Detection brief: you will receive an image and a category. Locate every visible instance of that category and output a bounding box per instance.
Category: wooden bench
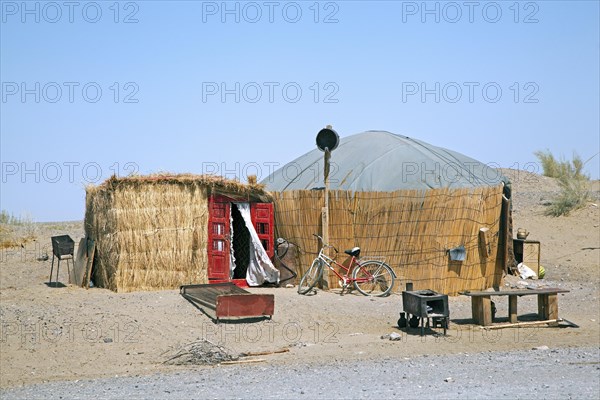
[460,288,570,326]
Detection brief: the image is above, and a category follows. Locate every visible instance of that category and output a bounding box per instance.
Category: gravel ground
[2,346,598,399]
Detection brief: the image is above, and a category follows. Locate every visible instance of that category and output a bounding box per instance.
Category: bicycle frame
[316,245,381,286]
[313,234,395,288]
[298,234,395,296]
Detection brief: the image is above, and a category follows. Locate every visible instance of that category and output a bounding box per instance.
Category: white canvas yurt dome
[263,130,509,192]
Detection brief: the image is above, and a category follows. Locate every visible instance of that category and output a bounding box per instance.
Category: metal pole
[315,124,338,290]
[320,148,331,290]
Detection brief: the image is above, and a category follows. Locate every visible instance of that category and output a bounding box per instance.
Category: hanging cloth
[234,203,280,286]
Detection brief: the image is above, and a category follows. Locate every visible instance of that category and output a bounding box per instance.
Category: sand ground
[1,170,598,388]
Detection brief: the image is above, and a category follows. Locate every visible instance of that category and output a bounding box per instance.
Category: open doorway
[231,203,251,279]
[207,195,277,286]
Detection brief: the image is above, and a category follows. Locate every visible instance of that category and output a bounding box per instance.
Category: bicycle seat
[344,247,361,257]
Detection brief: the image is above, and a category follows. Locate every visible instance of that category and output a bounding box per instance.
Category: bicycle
[298,234,395,297]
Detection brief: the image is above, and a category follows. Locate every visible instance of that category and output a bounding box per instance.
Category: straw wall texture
[85,182,210,292]
[272,185,505,295]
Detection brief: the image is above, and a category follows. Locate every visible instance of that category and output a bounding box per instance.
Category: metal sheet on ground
[180,283,274,321]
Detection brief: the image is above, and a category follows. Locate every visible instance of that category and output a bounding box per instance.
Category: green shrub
[535,151,591,216]
[534,150,586,179]
[546,176,591,216]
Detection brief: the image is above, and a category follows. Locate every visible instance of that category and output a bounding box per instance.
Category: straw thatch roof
[88,173,272,202]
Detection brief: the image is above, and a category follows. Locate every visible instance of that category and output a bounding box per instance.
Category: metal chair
[49,235,74,285]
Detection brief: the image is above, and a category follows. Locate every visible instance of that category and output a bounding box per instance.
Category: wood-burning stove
[400,289,449,336]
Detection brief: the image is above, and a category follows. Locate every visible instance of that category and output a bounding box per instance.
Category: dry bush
[534,150,586,179]
[535,151,591,216]
[0,210,38,248]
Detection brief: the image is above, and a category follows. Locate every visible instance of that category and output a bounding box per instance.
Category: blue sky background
[1,0,599,221]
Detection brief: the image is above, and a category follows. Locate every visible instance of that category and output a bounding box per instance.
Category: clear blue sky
[1,0,599,222]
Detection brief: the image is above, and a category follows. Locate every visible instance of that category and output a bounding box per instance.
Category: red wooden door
[208,196,231,280]
[251,203,274,259]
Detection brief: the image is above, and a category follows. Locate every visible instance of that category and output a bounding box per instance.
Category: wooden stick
[481,319,560,330]
[240,348,289,357]
[220,358,266,365]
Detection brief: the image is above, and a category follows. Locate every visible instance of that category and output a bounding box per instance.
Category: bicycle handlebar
[313,233,338,253]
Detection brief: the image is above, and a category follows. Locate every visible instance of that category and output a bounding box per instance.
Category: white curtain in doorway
[229,207,236,279]
[235,203,280,286]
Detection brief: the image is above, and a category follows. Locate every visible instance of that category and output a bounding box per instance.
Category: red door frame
[251,202,274,259]
[207,195,231,281]
[207,196,274,287]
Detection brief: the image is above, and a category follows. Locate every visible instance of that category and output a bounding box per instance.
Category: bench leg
[538,294,548,319]
[538,294,559,325]
[547,294,558,320]
[472,296,492,326]
[508,295,518,323]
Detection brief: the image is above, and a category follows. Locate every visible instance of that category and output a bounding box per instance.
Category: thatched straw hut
[85,174,276,292]
[263,131,513,295]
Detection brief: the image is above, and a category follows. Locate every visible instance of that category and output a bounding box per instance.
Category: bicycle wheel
[352,261,395,297]
[298,258,323,295]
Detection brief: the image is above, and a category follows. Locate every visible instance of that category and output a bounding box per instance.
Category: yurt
[263,131,512,295]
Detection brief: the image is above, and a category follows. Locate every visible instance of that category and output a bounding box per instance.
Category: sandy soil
[1,170,599,389]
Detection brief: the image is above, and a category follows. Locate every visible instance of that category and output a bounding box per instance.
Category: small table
[460,288,570,326]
